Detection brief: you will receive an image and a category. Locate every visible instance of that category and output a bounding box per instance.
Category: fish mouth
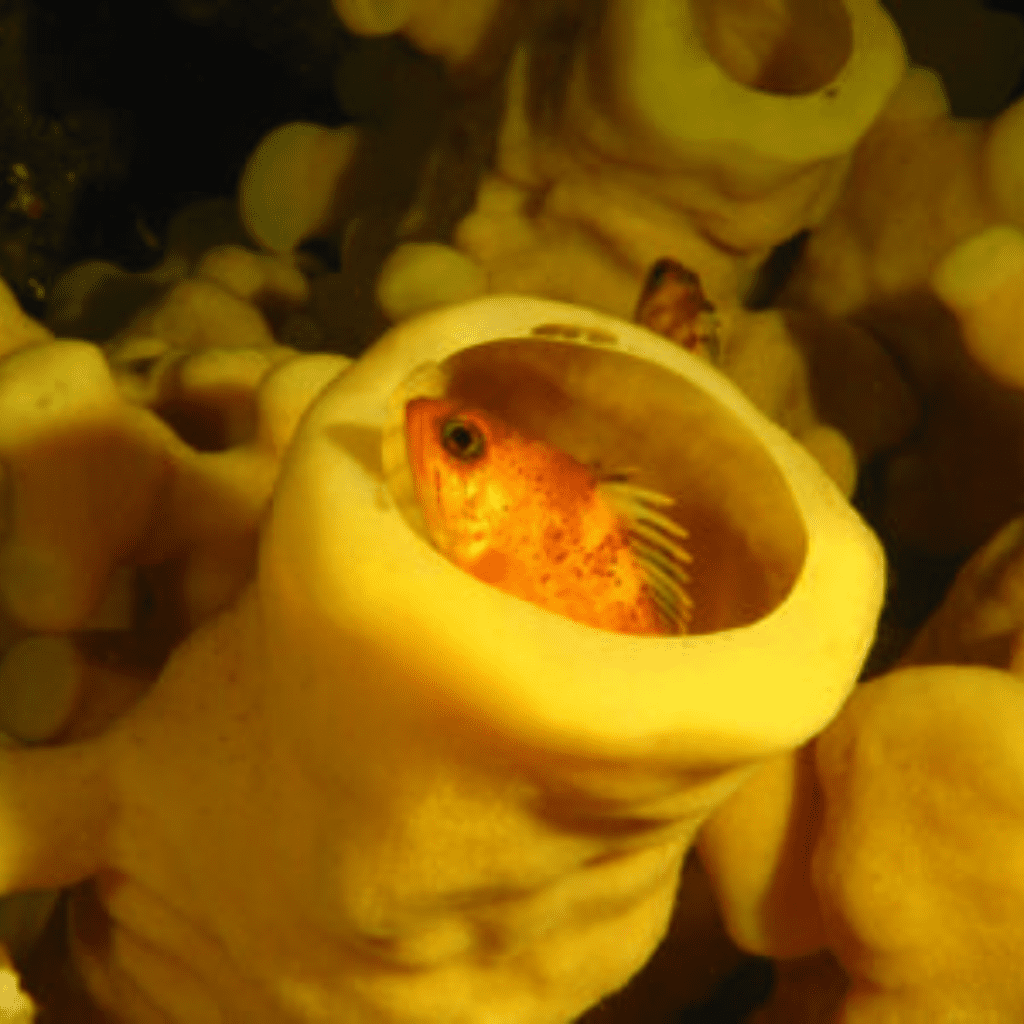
[381,362,450,540]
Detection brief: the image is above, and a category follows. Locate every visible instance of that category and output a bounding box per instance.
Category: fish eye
[647,259,673,288]
[441,417,486,461]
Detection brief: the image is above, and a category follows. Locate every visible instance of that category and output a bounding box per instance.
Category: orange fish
[635,258,719,362]
[401,395,692,635]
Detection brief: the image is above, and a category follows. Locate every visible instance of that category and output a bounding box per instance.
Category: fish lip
[381,363,452,541]
[404,400,432,497]
[404,399,454,551]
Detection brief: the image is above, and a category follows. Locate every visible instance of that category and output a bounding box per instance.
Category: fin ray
[597,478,693,632]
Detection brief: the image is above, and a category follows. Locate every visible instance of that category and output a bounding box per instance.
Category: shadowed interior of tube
[395,339,808,635]
[690,0,851,94]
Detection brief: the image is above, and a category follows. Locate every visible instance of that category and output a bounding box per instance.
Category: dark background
[1,0,1024,319]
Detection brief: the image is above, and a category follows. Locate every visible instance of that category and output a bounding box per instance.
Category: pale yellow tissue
[376,242,487,321]
[9,0,1020,1016]
[364,0,905,330]
[239,123,363,255]
[47,199,249,341]
[698,745,826,959]
[0,279,52,358]
[330,0,913,505]
[0,636,84,743]
[985,94,1024,225]
[798,425,857,498]
[330,0,508,66]
[0,953,35,1023]
[330,0,409,37]
[723,622,1024,1024]
[781,61,1024,553]
[582,0,902,168]
[0,341,173,630]
[0,296,883,1022]
[932,224,1024,389]
[812,666,1024,1023]
[0,255,342,636]
[195,244,311,306]
[901,514,1024,670]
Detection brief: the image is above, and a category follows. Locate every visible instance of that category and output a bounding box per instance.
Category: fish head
[635,258,719,361]
[404,397,511,559]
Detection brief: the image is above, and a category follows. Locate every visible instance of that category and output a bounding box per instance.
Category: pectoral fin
[599,479,693,633]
